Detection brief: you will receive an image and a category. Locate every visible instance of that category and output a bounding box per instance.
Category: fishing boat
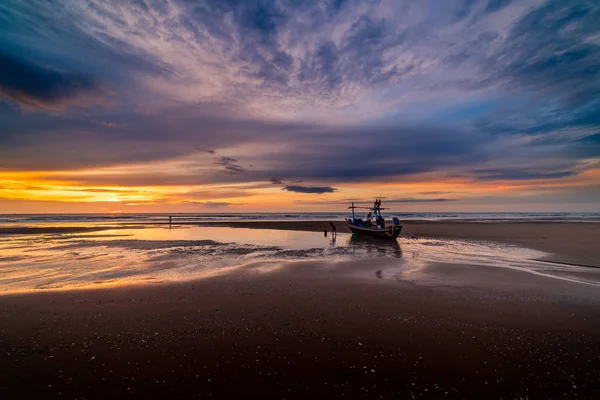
[346,199,402,240]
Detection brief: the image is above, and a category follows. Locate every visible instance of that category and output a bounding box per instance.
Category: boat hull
[347,224,401,240]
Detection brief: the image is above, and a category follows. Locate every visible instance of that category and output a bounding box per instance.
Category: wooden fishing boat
[347,223,402,239]
[346,199,402,240]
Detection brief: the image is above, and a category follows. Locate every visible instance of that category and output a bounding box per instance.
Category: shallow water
[380,238,600,286]
[0,225,598,294]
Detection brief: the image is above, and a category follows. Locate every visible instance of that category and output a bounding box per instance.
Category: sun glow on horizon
[2,162,600,213]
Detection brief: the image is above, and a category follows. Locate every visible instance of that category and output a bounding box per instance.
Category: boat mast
[373,199,382,219]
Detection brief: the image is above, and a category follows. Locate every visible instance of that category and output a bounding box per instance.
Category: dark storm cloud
[0,51,105,109]
[283,185,337,194]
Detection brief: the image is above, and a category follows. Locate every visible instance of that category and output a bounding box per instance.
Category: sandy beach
[1,220,600,398]
[4,0,600,397]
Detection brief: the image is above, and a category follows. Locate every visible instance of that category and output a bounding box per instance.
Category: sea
[1,212,599,225]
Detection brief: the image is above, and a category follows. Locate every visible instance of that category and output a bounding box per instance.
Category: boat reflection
[347,234,402,258]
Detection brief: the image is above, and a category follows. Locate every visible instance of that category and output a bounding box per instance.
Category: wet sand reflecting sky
[1,225,598,294]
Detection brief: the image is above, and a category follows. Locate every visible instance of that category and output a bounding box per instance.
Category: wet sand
[2,258,600,399]
[0,226,128,235]
[404,222,600,267]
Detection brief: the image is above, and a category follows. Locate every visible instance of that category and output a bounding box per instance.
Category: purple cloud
[283,185,337,194]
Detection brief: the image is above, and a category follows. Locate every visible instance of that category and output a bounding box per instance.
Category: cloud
[181,201,232,208]
[294,197,459,205]
[473,168,578,181]
[0,51,107,109]
[213,155,246,174]
[4,0,598,121]
[1,0,599,210]
[197,148,216,155]
[283,185,337,194]
[484,0,512,13]
[386,198,460,203]
[91,120,119,129]
[0,112,589,189]
[496,0,600,104]
[201,201,231,208]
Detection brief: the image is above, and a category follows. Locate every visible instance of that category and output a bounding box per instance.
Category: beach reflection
[97,225,343,250]
[1,225,598,294]
[347,235,402,258]
[0,226,358,294]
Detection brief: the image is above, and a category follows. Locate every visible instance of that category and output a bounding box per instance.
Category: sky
[1,0,599,213]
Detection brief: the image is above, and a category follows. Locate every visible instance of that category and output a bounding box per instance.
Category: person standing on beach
[169,215,172,224]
